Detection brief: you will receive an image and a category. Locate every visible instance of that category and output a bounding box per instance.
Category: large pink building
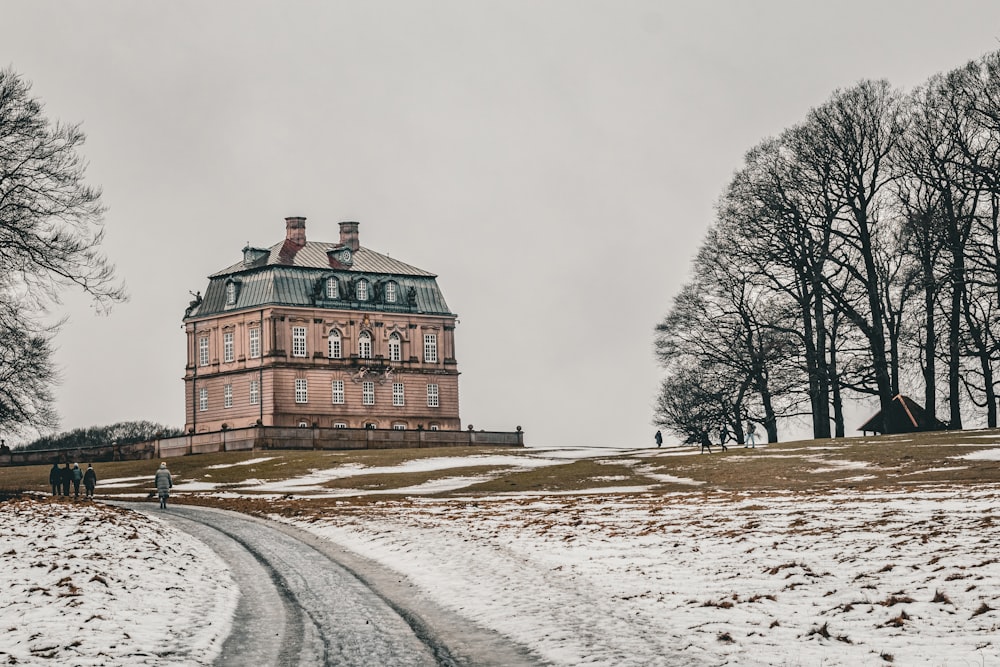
[183,217,460,433]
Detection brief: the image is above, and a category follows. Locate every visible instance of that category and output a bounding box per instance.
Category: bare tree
[0,68,126,437]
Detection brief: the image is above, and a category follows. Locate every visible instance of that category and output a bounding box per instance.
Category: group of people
[654,421,759,452]
[47,460,173,507]
[48,462,97,499]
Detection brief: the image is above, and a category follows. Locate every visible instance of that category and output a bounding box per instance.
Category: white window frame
[292,326,307,358]
[328,330,342,359]
[392,423,406,430]
[249,379,259,405]
[392,382,405,406]
[385,282,396,303]
[333,422,348,429]
[363,380,375,406]
[223,331,234,363]
[358,331,372,359]
[199,387,208,411]
[331,380,345,405]
[388,333,401,362]
[424,333,438,363]
[198,336,209,367]
[326,276,338,300]
[223,383,233,408]
[226,281,236,305]
[426,383,439,408]
[356,279,369,301]
[429,423,439,431]
[295,378,308,404]
[248,327,261,359]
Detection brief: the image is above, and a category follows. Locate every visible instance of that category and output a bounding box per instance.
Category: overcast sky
[4,1,1000,447]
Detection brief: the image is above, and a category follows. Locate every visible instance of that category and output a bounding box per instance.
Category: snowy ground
[5,444,1000,666]
[0,497,238,666]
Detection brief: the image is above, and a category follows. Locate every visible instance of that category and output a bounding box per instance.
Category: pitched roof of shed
[210,241,435,278]
[857,395,947,434]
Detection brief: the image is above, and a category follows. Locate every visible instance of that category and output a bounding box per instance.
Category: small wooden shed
[858,395,948,436]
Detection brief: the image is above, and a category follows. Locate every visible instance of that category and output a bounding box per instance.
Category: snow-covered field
[0,498,237,666]
[5,443,1000,666]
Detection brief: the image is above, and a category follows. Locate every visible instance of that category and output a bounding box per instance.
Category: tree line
[17,421,183,452]
[655,50,1000,445]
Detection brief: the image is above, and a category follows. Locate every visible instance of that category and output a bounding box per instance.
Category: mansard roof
[186,242,453,320]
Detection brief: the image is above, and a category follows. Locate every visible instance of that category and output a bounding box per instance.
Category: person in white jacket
[154,462,173,509]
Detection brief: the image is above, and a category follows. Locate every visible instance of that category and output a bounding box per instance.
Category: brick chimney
[285,216,306,245]
[339,221,360,252]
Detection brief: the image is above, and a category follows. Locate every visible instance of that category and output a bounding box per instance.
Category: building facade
[183,217,460,433]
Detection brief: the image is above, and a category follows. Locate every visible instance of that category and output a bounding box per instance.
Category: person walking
[60,463,72,496]
[155,462,173,509]
[745,422,757,448]
[49,462,61,496]
[718,426,729,452]
[83,464,97,499]
[71,463,83,498]
[654,430,663,448]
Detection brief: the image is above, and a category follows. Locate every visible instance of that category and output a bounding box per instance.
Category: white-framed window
[424,333,438,363]
[388,333,401,362]
[392,423,406,430]
[224,384,233,408]
[223,331,234,363]
[198,337,209,366]
[199,387,208,411]
[332,380,345,404]
[365,422,378,429]
[363,381,375,405]
[328,330,342,359]
[358,331,372,359]
[392,382,405,406]
[333,422,348,429]
[356,279,369,301]
[292,326,307,357]
[298,420,309,428]
[249,379,259,405]
[326,276,339,299]
[295,378,308,403]
[385,282,397,303]
[249,327,261,358]
[426,383,439,407]
[429,423,439,431]
[226,281,237,306]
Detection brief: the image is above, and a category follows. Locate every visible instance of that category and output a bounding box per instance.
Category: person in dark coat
[49,462,61,495]
[654,430,663,448]
[155,462,173,509]
[83,464,97,499]
[60,463,72,496]
[71,463,83,498]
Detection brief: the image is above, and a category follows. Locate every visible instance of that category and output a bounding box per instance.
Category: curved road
[123,503,540,667]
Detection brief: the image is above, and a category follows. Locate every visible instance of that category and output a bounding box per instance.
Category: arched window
[328,330,342,359]
[388,333,401,362]
[326,277,339,300]
[358,330,372,359]
[385,281,397,303]
[356,279,369,301]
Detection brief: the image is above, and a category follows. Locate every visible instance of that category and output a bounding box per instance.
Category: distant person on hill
[745,422,757,449]
[71,463,83,498]
[700,431,713,454]
[49,462,61,495]
[60,462,72,496]
[654,430,663,448]
[155,462,173,509]
[83,464,97,499]
[718,426,729,452]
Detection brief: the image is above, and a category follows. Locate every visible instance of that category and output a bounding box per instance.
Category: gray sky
[4,1,1000,447]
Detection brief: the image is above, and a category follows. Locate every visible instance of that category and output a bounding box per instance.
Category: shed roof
[857,395,947,434]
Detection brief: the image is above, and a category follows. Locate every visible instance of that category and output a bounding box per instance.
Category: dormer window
[326,276,339,300]
[385,281,397,303]
[224,279,241,307]
[356,279,369,301]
